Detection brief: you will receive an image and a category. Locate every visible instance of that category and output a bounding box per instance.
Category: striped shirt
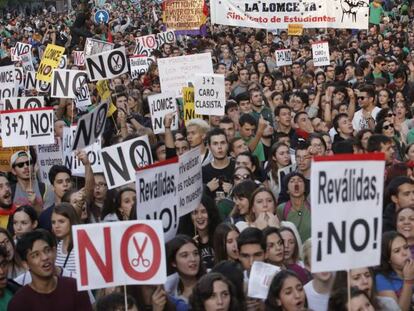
[55,240,76,273]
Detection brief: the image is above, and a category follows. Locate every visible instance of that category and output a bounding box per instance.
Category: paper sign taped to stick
[177,147,203,216]
[312,42,330,67]
[0,107,54,147]
[100,135,153,189]
[72,103,108,150]
[73,220,167,290]
[0,65,16,102]
[36,138,64,184]
[183,87,202,126]
[2,97,44,111]
[158,53,213,96]
[194,74,226,116]
[136,158,180,242]
[311,153,385,273]
[85,46,128,81]
[36,44,65,83]
[149,92,178,135]
[275,49,293,67]
[51,70,89,99]
[248,262,281,299]
[129,56,155,79]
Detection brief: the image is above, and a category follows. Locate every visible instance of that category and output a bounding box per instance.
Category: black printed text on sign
[310,153,385,273]
[100,135,153,189]
[73,220,167,290]
[0,107,54,147]
[194,74,226,116]
[24,71,51,94]
[129,56,154,79]
[275,49,293,67]
[51,69,88,99]
[312,41,330,67]
[136,158,180,242]
[72,102,108,150]
[85,46,128,81]
[3,96,44,111]
[0,65,15,102]
[149,92,178,135]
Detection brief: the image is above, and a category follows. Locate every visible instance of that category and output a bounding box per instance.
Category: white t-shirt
[352,107,381,132]
[304,280,330,311]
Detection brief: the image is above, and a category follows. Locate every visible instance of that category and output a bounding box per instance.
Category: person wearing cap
[10,151,54,215]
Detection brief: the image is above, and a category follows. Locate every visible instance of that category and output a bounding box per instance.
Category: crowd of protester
[1,0,414,310]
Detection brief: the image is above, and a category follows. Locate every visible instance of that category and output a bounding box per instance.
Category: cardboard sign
[3,97,44,111]
[100,136,153,189]
[287,24,304,36]
[136,158,180,242]
[163,0,208,32]
[84,38,114,56]
[311,153,385,273]
[312,41,330,67]
[36,138,64,184]
[0,65,15,102]
[51,70,89,99]
[248,262,281,299]
[129,56,155,79]
[63,126,103,176]
[36,44,65,83]
[210,0,369,30]
[177,147,203,216]
[73,51,85,67]
[24,71,51,94]
[183,87,202,126]
[72,103,108,150]
[73,220,167,290]
[275,49,293,67]
[149,92,178,135]
[194,74,226,116]
[0,107,54,147]
[85,46,128,81]
[158,53,213,96]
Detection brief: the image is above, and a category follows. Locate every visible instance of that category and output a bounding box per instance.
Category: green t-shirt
[0,288,13,310]
[277,201,311,242]
[240,135,265,162]
[369,2,384,25]
[250,106,274,127]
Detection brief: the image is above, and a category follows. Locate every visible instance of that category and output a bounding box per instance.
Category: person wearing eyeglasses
[10,151,54,215]
[352,85,381,132]
[366,56,390,84]
[375,118,405,162]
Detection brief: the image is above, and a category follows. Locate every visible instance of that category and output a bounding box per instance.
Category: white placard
[311,153,385,273]
[20,52,35,72]
[0,65,15,102]
[24,71,51,94]
[0,107,54,147]
[275,49,292,67]
[36,138,64,184]
[136,158,180,242]
[85,46,128,81]
[312,41,330,67]
[248,262,281,299]
[73,220,167,290]
[3,96,44,111]
[194,74,226,116]
[12,42,31,60]
[129,56,155,79]
[148,92,178,135]
[158,53,214,96]
[100,136,153,189]
[51,70,89,99]
[84,38,114,56]
[133,31,176,56]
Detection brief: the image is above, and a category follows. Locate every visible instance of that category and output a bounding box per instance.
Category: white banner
[194,74,226,116]
[0,107,54,147]
[149,92,178,135]
[129,56,155,79]
[158,53,213,96]
[0,65,15,103]
[136,158,180,242]
[51,70,89,99]
[36,138,64,184]
[100,136,153,189]
[2,96,44,111]
[73,220,167,290]
[85,47,128,81]
[84,38,114,56]
[177,147,203,216]
[275,49,293,67]
[312,41,330,67]
[210,0,369,30]
[311,153,385,273]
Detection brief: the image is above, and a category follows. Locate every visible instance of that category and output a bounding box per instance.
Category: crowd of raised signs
[2,0,414,310]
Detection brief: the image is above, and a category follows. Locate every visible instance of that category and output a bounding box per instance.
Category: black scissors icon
[131,236,150,268]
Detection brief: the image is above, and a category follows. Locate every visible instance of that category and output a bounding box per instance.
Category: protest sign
[177,147,203,216]
[63,126,103,176]
[73,51,85,67]
[158,53,213,96]
[275,49,293,67]
[183,87,201,125]
[74,78,92,108]
[0,107,54,147]
[10,48,19,62]
[11,42,31,60]
[0,142,22,172]
[36,44,65,83]
[100,135,153,189]
[248,262,281,299]
[136,158,180,242]
[3,97,44,111]
[312,41,330,67]
[0,65,15,102]
[73,220,166,290]
[36,139,64,184]
[135,31,176,54]
[14,68,24,92]
[85,46,128,81]
[51,70,89,99]
[287,24,304,36]
[210,0,369,29]
[84,38,114,56]
[58,55,67,69]
[72,103,108,150]
[129,56,155,79]
[311,153,385,273]
[162,0,207,33]
[20,52,35,72]
[24,71,51,94]
[277,164,296,188]
[194,74,226,116]
[148,92,178,135]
